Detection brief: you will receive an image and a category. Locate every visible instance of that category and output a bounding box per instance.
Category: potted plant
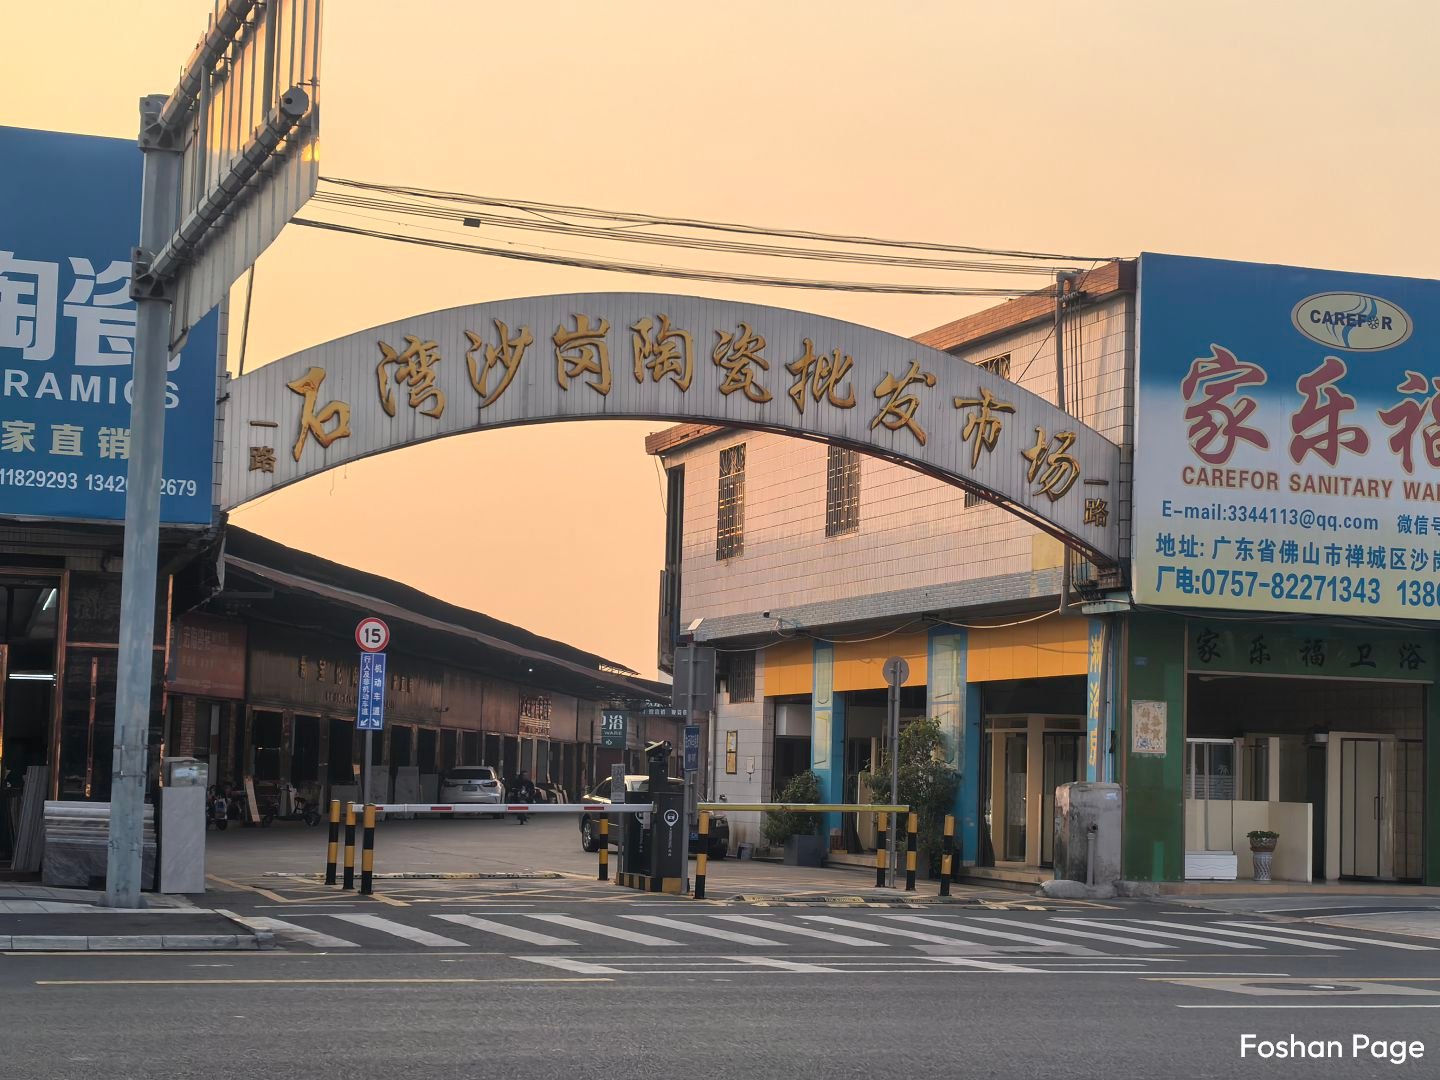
[763,771,825,867]
[1247,830,1279,882]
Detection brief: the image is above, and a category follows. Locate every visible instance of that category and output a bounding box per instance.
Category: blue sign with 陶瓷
[1135,253,1440,621]
[0,126,219,525]
[357,651,387,731]
[683,724,700,773]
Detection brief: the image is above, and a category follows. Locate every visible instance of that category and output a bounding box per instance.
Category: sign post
[104,0,322,908]
[882,656,910,888]
[355,617,390,808]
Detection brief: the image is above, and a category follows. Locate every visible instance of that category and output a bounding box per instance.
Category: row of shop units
[701,612,1440,886]
[0,525,668,863]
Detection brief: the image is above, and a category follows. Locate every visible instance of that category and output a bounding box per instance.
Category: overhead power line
[318,175,1116,265]
[289,216,1029,297]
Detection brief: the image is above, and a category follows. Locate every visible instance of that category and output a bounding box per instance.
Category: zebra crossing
[223,907,1436,959]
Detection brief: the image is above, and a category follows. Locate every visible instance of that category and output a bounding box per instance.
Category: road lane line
[1129,919,1347,950]
[712,916,885,947]
[329,914,467,947]
[217,912,357,948]
[1056,919,1261,950]
[1219,921,1437,951]
[34,977,609,986]
[970,918,1174,950]
[516,957,626,975]
[621,915,785,946]
[925,957,1044,973]
[525,914,681,946]
[731,957,842,973]
[433,914,576,946]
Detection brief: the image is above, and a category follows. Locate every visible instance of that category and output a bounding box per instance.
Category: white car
[438,766,505,815]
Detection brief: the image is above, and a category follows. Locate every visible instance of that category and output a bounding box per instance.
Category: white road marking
[925,956,1044,973]
[329,914,467,948]
[1130,919,1347,951]
[1056,919,1261,950]
[886,916,1094,953]
[621,915,785,946]
[516,956,623,975]
[731,957,842,973]
[1220,921,1437,951]
[970,918,1174,950]
[799,915,1006,951]
[526,914,681,946]
[433,914,576,947]
[713,915,885,947]
[220,913,357,949]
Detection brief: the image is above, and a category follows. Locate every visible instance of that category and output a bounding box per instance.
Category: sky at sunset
[6,1,1438,678]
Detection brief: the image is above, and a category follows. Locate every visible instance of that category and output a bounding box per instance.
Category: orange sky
[6,1,1438,678]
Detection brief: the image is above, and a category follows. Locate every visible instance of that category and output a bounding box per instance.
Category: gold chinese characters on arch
[226,295,1121,561]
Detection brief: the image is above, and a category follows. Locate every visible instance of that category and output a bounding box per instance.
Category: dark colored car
[578,775,729,859]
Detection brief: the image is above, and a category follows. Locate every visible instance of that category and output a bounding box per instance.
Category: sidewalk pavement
[1171,891,1440,941]
[0,881,270,951]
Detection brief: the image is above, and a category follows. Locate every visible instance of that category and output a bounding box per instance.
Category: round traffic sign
[356,616,390,653]
[883,655,910,686]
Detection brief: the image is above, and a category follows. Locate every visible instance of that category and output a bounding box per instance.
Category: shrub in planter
[862,716,959,873]
[762,770,822,847]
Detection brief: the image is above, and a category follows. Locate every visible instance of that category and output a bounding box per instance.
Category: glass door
[1341,738,1382,879]
[1041,733,1082,866]
[1001,732,1028,862]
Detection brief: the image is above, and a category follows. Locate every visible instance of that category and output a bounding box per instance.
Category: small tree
[762,770,822,847]
[862,716,958,871]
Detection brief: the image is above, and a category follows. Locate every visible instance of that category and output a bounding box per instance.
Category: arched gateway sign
[221,294,1122,561]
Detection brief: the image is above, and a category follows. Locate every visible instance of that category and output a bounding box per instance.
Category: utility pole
[102,0,322,909]
[882,656,908,889]
[104,96,182,908]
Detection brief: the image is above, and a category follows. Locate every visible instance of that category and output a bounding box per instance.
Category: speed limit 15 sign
[356,616,390,653]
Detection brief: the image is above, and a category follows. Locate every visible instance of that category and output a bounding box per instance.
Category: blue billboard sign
[0,126,219,525]
[357,651,387,731]
[1135,253,1440,620]
[683,724,700,773]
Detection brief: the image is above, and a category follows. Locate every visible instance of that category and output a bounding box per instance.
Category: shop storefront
[1126,254,1440,886]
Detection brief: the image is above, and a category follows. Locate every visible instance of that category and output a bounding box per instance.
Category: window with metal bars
[825,445,861,536]
[716,443,746,560]
[965,353,1012,508]
[727,650,756,703]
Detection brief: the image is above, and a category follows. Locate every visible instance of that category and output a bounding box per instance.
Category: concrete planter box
[783,834,825,867]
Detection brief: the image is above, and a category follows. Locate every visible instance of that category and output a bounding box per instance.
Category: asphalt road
[5,901,1439,1080]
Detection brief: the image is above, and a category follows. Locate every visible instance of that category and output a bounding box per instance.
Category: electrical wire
[309,190,1075,277]
[320,175,1118,264]
[290,217,1033,297]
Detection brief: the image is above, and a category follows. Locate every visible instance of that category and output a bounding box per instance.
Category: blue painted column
[927,624,968,820]
[1086,620,1105,782]
[810,641,845,843]
[961,683,983,864]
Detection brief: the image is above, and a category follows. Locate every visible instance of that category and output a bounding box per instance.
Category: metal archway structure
[220,293,1121,562]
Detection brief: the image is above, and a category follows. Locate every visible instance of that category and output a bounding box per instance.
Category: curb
[3,933,266,952]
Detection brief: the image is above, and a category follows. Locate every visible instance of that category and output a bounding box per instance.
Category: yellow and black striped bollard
[324,799,341,885]
[694,811,710,899]
[359,804,376,896]
[940,814,955,897]
[875,812,888,888]
[342,802,357,890]
[598,817,610,882]
[905,812,918,892]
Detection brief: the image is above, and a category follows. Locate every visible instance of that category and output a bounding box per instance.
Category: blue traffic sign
[683,724,701,773]
[357,651,387,731]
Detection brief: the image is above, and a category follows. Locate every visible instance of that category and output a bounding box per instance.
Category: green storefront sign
[1187,623,1434,682]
